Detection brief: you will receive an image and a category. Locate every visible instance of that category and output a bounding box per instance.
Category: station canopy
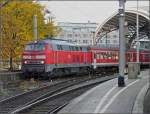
[95,6,149,48]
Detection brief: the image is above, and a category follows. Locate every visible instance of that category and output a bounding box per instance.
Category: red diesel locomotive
[22,39,92,77]
[21,39,150,78]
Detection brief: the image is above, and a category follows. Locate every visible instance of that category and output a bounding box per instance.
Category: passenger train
[21,38,150,78]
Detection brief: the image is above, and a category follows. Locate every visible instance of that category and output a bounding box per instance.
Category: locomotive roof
[27,39,89,48]
[27,39,74,46]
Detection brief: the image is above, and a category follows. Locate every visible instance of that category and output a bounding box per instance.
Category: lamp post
[106,32,108,46]
[118,0,126,87]
[136,0,141,76]
[149,0,150,89]
[136,0,140,63]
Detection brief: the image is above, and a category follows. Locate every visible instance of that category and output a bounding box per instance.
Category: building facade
[56,22,98,45]
[56,22,120,46]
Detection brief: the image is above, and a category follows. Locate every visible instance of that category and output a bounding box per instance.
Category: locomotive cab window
[25,43,45,51]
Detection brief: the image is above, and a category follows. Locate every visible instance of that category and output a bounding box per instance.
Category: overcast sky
[39,1,149,23]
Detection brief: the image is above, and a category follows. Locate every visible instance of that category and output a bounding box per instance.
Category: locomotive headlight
[23,55,31,59]
[24,61,27,64]
[40,60,44,64]
[36,55,46,59]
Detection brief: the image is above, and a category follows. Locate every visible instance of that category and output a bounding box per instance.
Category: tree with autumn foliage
[0,1,59,70]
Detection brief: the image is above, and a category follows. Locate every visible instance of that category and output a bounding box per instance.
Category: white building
[97,30,119,45]
[56,22,98,45]
[56,22,120,46]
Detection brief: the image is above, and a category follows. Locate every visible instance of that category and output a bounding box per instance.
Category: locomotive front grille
[28,61,43,64]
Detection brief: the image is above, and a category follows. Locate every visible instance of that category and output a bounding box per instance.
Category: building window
[83,40,88,43]
[68,39,72,42]
[113,34,117,38]
[67,34,72,38]
[106,40,110,43]
[113,40,118,43]
[83,34,87,38]
[75,34,78,37]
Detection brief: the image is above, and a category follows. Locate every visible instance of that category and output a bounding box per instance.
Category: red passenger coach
[22,39,92,78]
[89,46,119,68]
[89,46,150,69]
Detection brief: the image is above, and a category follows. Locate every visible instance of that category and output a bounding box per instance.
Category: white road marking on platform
[94,86,117,113]
[100,79,139,113]
[94,79,128,113]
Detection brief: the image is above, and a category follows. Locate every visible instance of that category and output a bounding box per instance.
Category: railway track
[0,74,109,114]
[11,75,116,114]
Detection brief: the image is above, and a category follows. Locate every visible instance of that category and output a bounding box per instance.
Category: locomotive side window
[57,45,63,50]
[75,47,79,51]
[69,46,75,51]
[69,46,72,51]
[62,45,70,51]
[72,46,76,51]
[82,47,87,52]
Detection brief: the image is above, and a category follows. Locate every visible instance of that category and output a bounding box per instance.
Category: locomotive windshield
[25,43,45,51]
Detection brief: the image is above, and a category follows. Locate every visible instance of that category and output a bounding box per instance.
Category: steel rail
[12,75,116,114]
[0,75,100,114]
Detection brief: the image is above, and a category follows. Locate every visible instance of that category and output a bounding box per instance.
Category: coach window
[128,53,130,61]
[112,52,115,60]
[109,52,112,59]
[103,53,105,59]
[116,52,119,60]
[145,54,148,59]
[96,54,98,59]
[102,53,105,59]
[100,54,103,59]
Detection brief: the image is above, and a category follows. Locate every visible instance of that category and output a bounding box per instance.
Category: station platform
[59,70,149,114]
